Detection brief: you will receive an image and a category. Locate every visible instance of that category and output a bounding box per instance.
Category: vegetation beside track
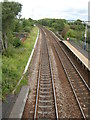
[38,18,90,52]
[2,26,38,99]
[1,2,38,100]
[38,19,85,41]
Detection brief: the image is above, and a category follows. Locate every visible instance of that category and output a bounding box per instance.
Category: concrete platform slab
[9,86,29,118]
[63,40,90,71]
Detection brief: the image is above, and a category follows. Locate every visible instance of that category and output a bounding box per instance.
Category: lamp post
[84,24,87,50]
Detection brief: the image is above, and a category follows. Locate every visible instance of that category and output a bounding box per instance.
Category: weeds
[2,26,38,99]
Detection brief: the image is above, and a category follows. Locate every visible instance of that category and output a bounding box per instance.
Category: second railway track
[43,28,89,119]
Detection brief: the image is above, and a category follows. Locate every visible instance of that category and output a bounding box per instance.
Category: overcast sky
[1,0,90,21]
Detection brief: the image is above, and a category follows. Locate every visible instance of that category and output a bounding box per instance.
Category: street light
[83,21,90,50]
[82,21,90,50]
[84,24,87,50]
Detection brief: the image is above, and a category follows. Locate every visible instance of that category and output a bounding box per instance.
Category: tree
[52,19,64,33]
[13,19,22,32]
[64,29,76,39]
[61,24,70,38]
[2,2,22,51]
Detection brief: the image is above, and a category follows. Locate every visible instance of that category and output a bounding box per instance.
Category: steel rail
[34,56,41,119]
[53,44,86,119]
[34,29,59,119]
[58,41,90,91]
[47,29,89,91]
[45,35,59,119]
[42,27,89,119]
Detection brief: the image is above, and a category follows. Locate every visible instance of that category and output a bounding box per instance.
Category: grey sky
[1,0,89,20]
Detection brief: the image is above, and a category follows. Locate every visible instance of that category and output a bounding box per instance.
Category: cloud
[55,8,88,21]
[3,0,89,21]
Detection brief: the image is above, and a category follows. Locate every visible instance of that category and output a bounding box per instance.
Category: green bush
[13,37,22,47]
[3,44,15,57]
[7,30,13,44]
[64,29,76,39]
[24,26,31,32]
[61,24,70,37]
[2,26,38,99]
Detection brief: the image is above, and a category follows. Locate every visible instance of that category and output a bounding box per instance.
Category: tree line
[37,18,86,42]
[1,1,87,53]
[1,1,35,53]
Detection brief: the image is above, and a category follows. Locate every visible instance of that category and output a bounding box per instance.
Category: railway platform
[62,40,90,71]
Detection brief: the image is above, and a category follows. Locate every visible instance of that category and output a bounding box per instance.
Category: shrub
[61,24,70,37]
[24,26,31,32]
[2,44,15,57]
[13,37,22,47]
[64,29,76,39]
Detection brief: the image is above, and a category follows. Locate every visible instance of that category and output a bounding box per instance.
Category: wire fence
[69,38,90,52]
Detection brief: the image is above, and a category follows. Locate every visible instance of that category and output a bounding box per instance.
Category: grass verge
[2,26,38,99]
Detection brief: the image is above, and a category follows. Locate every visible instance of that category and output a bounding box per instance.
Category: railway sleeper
[38,102,54,106]
[40,87,52,91]
[39,100,54,103]
[40,81,51,84]
[39,90,52,94]
[39,94,53,98]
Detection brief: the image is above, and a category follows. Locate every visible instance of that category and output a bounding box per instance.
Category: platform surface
[63,40,90,71]
[9,86,29,118]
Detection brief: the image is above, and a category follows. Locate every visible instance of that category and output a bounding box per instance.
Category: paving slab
[9,86,29,118]
[63,40,90,71]
[69,41,90,60]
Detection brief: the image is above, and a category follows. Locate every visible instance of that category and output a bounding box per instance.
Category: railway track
[34,29,58,119]
[43,28,89,119]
